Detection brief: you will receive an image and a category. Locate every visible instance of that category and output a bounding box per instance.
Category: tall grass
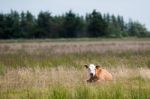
[0,50,149,69]
[0,39,150,99]
[0,67,150,99]
[0,83,150,99]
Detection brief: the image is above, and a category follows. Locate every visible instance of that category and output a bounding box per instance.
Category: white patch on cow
[88,64,96,76]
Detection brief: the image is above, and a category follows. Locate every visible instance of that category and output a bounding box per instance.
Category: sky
[0,0,150,30]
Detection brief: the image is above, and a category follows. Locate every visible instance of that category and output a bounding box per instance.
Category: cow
[84,64,113,82]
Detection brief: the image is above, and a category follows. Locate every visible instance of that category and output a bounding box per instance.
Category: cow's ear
[96,65,100,69]
[84,65,88,68]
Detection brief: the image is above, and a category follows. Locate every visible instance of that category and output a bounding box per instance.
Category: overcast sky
[0,0,150,30]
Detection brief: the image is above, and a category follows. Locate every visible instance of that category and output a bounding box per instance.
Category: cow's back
[98,69,113,81]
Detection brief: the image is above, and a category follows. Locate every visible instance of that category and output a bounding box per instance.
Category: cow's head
[84,64,100,78]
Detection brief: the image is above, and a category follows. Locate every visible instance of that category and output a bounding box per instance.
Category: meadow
[0,38,150,99]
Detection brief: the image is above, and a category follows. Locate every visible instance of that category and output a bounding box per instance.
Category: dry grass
[0,67,150,91]
[0,40,150,54]
[0,67,86,91]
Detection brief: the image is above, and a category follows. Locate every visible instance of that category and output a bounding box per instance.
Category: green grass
[0,50,149,70]
[0,83,150,99]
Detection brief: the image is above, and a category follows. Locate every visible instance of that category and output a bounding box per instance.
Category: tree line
[0,10,149,39]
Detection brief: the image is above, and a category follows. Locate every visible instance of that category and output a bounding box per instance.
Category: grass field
[0,38,150,99]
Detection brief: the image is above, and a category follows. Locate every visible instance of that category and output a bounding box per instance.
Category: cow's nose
[90,73,93,76]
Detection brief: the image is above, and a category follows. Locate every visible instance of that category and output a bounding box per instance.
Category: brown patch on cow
[96,68,113,81]
[87,67,113,82]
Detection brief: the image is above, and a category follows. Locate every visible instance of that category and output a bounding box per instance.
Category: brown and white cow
[84,64,113,82]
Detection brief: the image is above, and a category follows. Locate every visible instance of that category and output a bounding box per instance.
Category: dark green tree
[2,10,20,39]
[105,15,124,37]
[50,16,64,38]
[0,10,149,39]
[127,20,149,37]
[61,10,84,38]
[20,11,36,38]
[86,10,107,37]
[0,14,5,38]
[35,11,52,38]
